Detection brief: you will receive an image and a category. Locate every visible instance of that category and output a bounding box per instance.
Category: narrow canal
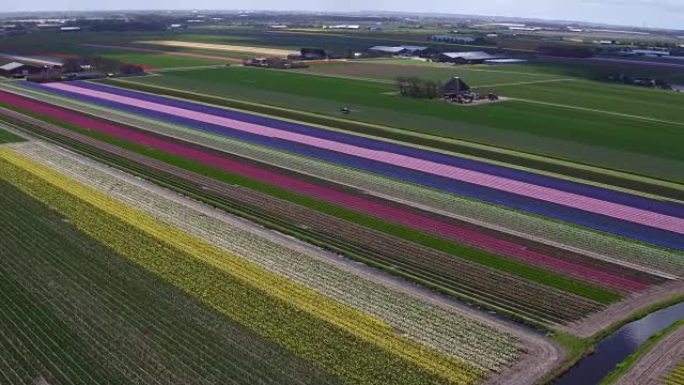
[554,300,684,384]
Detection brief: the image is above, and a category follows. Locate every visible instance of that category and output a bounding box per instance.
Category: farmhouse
[439,51,501,64]
[442,77,471,97]
[0,61,45,78]
[299,48,329,60]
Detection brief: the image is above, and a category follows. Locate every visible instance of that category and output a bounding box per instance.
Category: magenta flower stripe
[44,82,684,236]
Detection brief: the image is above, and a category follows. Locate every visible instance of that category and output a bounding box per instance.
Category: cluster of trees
[396,77,444,99]
[62,56,144,75]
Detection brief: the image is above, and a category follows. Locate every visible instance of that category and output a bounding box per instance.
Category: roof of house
[369,46,407,53]
[0,62,25,71]
[400,45,428,51]
[484,58,527,64]
[441,51,499,60]
[443,77,471,94]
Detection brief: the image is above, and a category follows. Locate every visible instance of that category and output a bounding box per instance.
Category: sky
[4,0,684,30]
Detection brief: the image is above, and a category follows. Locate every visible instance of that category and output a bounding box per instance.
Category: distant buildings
[438,51,501,64]
[368,45,429,56]
[299,48,328,60]
[0,62,45,78]
[509,26,542,32]
[323,24,360,30]
[484,58,528,65]
[619,49,671,58]
[430,35,475,44]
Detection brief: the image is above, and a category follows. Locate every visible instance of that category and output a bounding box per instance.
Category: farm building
[0,61,45,78]
[368,45,429,56]
[299,48,329,60]
[439,51,502,64]
[442,77,471,97]
[484,58,528,65]
[619,49,670,58]
[430,35,476,44]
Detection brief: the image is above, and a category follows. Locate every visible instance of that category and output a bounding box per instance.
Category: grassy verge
[0,125,25,143]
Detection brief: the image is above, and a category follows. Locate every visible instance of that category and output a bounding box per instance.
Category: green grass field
[105,52,223,68]
[295,61,563,86]
[129,66,684,182]
[0,126,24,143]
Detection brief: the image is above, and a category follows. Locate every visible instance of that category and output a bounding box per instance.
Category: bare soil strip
[564,280,684,338]
[135,40,298,57]
[615,325,684,385]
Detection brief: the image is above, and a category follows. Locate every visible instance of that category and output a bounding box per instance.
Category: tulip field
[0,72,682,384]
[665,362,684,385]
[0,149,490,385]
[0,80,682,318]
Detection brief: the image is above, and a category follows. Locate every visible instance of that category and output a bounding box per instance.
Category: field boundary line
[293,69,394,84]
[511,97,684,127]
[354,60,565,77]
[100,78,684,196]
[474,78,577,89]
[149,64,229,73]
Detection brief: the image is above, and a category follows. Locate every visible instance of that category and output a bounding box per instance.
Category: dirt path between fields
[136,40,298,57]
[615,325,684,385]
[563,280,684,338]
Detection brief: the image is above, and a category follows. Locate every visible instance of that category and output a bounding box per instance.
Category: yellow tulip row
[0,149,484,385]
